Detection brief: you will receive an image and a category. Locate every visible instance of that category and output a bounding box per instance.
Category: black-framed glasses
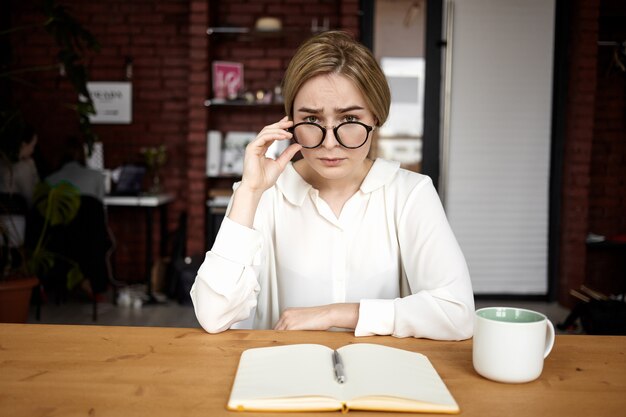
[288,121,376,149]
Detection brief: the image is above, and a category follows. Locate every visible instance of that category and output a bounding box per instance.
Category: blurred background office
[0,0,624,331]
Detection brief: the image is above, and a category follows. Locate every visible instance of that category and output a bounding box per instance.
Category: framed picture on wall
[212,61,244,101]
[86,81,133,124]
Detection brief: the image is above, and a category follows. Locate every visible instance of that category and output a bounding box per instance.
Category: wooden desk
[0,324,624,417]
[104,194,174,300]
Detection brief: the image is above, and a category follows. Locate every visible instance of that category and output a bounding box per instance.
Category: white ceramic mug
[473,307,555,383]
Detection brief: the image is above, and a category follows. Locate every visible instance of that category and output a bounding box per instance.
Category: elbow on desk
[190,281,226,334]
[452,317,474,341]
[447,303,475,341]
[190,279,253,334]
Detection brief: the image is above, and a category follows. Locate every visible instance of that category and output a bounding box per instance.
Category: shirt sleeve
[355,178,475,340]
[190,216,263,333]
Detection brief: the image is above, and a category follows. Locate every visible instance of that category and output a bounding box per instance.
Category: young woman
[191,31,474,340]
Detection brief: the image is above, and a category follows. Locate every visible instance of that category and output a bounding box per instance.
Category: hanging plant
[1,0,101,153]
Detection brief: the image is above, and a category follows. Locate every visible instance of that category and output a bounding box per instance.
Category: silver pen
[332,350,346,384]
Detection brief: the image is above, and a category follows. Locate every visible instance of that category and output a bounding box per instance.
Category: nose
[321,127,339,149]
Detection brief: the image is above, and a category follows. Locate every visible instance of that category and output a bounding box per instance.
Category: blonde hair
[282,31,390,127]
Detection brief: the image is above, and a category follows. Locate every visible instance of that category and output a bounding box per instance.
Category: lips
[319,157,346,167]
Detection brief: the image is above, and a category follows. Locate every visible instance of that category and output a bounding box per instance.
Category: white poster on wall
[86,82,132,124]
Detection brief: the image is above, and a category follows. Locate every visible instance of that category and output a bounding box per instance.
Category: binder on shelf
[206,130,222,177]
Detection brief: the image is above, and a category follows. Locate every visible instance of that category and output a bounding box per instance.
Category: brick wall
[559,0,626,306]
[187,0,210,258]
[558,0,600,306]
[7,0,360,286]
[585,0,626,296]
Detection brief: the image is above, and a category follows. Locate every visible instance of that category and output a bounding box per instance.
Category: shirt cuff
[211,216,262,266]
[354,299,396,336]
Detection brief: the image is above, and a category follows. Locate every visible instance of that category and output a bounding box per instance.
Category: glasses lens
[293,124,323,148]
[336,122,369,148]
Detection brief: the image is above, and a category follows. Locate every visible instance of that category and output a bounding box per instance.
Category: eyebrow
[296,105,366,114]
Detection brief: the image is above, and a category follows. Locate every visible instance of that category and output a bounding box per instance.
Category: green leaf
[34,181,81,226]
[26,247,55,276]
[66,264,84,290]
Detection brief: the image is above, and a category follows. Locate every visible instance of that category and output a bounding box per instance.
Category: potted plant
[0,181,82,323]
[0,202,38,323]
[0,0,99,322]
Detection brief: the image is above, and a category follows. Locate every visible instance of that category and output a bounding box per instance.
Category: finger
[275,143,302,168]
[256,127,292,140]
[274,117,293,129]
[274,318,285,330]
[248,129,291,151]
[264,116,291,130]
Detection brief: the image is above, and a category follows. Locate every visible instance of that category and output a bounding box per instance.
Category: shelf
[206,27,250,35]
[204,99,283,108]
[206,27,326,37]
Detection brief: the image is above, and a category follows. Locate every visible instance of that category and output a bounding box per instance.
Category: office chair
[26,194,116,321]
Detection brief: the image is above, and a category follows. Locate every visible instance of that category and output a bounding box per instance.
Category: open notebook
[228,343,459,413]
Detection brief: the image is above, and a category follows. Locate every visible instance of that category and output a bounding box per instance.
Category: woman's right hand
[239,116,302,194]
[227,117,302,228]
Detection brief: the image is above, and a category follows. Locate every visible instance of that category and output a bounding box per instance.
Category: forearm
[355,287,474,340]
[227,184,264,228]
[274,303,360,331]
[192,217,263,333]
[331,303,360,329]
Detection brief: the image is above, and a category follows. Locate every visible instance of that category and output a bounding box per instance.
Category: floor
[27,286,574,332]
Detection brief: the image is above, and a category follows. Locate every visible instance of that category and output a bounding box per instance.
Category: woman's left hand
[274,303,359,331]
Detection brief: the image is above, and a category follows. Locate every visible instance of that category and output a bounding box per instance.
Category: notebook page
[339,344,457,408]
[229,344,339,404]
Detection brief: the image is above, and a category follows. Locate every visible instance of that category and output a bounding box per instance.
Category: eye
[343,115,358,123]
[304,115,319,123]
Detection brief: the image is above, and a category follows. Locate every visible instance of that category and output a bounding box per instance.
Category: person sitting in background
[1,123,40,256]
[41,136,110,299]
[0,123,40,208]
[45,136,105,201]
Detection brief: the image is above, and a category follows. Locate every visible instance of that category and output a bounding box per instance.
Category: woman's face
[292,73,375,184]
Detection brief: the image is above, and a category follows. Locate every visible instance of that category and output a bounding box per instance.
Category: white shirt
[0,157,39,207]
[191,158,474,340]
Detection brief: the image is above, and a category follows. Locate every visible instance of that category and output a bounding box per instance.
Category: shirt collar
[359,158,401,193]
[276,163,312,206]
[276,158,401,206]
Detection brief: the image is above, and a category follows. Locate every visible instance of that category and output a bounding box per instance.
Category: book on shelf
[227,343,460,414]
[206,130,222,177]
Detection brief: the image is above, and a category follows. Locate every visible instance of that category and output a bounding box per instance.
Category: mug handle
[544,319,555,358]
